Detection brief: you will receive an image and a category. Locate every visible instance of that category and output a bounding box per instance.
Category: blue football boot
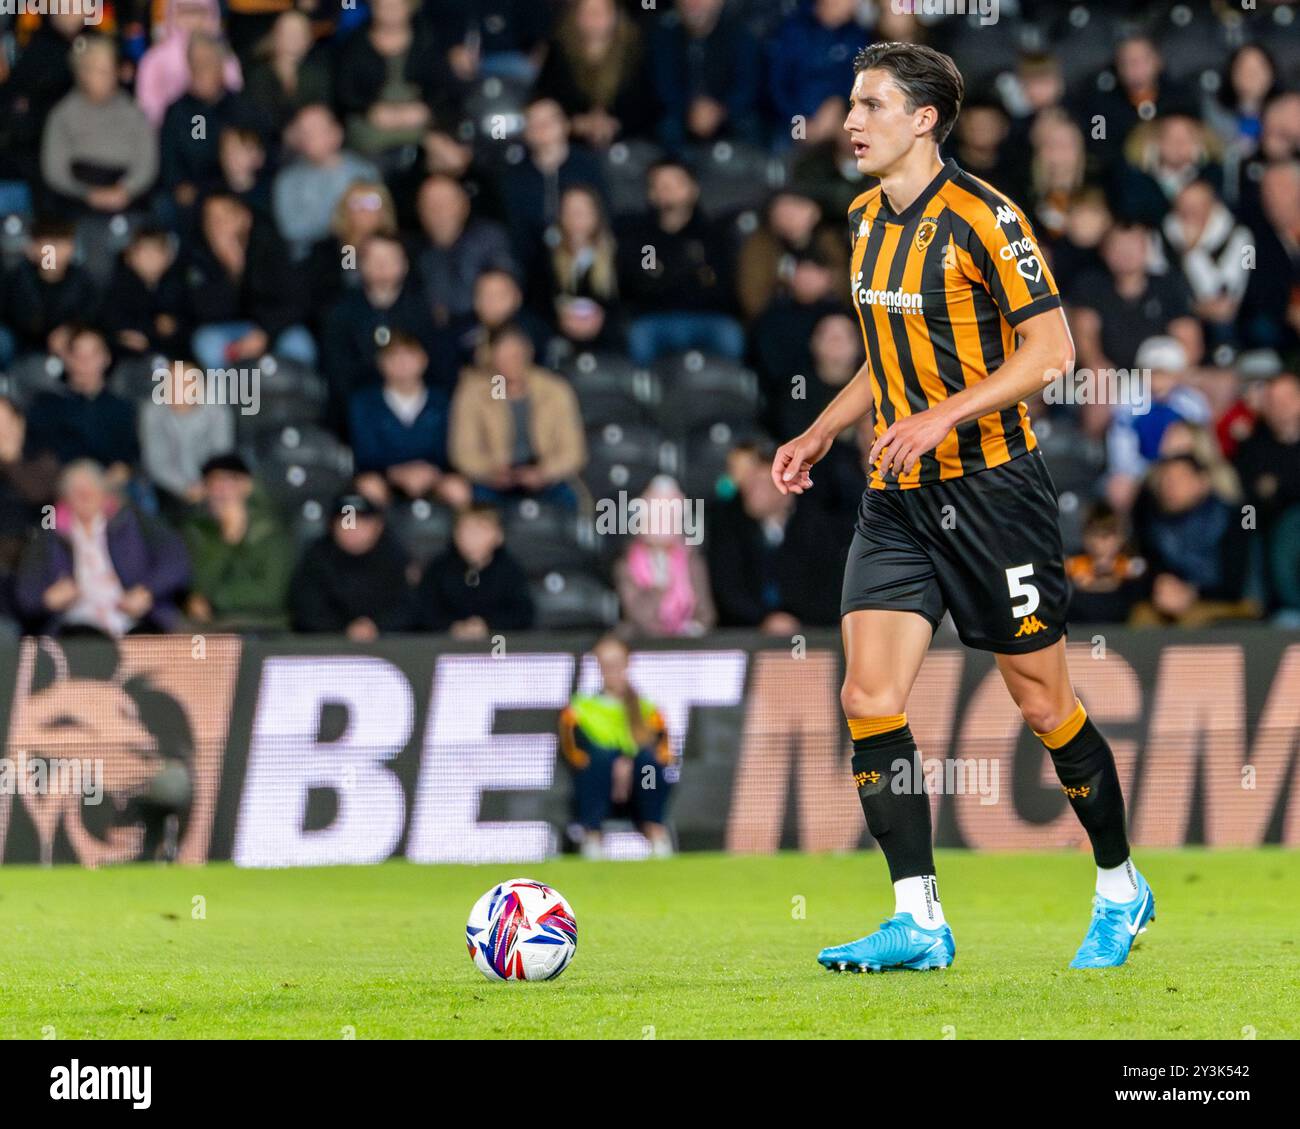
[1069,871,1156,969]
[817,912,956,973]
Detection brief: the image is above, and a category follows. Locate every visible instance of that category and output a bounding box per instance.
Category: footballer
[771,42,1153,972]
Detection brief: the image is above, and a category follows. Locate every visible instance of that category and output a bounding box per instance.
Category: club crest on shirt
[914,217,939,252]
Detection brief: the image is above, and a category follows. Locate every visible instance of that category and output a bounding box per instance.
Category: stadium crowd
[0,0,1297,640]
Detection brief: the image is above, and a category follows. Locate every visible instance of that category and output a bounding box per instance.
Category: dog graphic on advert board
[1,637,193,867]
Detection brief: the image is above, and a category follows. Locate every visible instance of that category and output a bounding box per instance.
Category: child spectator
[288,492,415,638]
[1065,503,1150,625]
[349,331,469,510]
[414,504,534,637]
[104,228,190,357]
[559,634,674,859]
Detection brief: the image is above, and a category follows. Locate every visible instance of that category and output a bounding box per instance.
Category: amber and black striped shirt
[847,158,1062,489]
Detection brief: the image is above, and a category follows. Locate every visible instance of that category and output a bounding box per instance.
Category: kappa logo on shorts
[1014,615,1048,637]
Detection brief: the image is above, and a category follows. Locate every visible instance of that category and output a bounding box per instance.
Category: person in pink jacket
[136,0,243,128]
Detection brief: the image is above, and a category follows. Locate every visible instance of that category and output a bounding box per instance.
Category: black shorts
[840,450,1068,654]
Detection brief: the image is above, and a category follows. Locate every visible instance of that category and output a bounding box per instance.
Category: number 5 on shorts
[1005,563,1040,618]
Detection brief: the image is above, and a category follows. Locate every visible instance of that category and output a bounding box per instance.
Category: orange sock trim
[847,714,907,741]
[1035,700,1087,750]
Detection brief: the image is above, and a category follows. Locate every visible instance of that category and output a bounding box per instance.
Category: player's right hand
[771,431,833,495]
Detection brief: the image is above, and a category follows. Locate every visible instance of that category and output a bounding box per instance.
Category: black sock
[1043,716,1131,868]
[850,722,934,882]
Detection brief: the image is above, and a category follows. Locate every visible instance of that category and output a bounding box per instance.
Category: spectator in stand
[951,98,1027,205]
[135,0,244,128]
[15,459,190,636]
[767,0,868,150]
[1203,43,1278,160]
[2,222,100,360]
[1234,371,1300,618]
[1069,221,1202,428]
[1131,453,1254,626]
[426,0,552,85]
[614,476,716,639]
[40,35,159,219]
[453,268,553,370]
[349,330,469,510]
[0,398,60,598]
[1235,90,1300,226]
[415,174,516,329]
[1105,337,1212,512]
[1078,34,1191,174]
[272,104,379,260]
[335,0,459,163]
[25,327,138,482]
[535,184,623,354]
[205,125,272,219]
[499,97,606,276]
[736,189,847,325]
[139,358,237,519]
[534,0,653,149]
[414,503,534,637]
[157,34,252,228]
[103,228,190,358]
[650,0,762,151]
[559,634,674,859]
[1112,111,1224,230]
[182,453,294,631]
[0,11,82,191]
[750,246,844,400]
[763,310,861,446]
[1024,108,1088,245]
[1160,178,1252,353]
[1239,161,1300,352]
[322,233,436,426]
[242,10,334,137]
[1065,502,1151,625]
[289,491,415,638]
[307,180,400,316]
[617,158,743,365]
[187,192,316,370]
[449,323,587,510]
[706,444,845,630]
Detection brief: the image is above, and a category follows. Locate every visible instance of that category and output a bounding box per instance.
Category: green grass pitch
[2,850,1297,1039]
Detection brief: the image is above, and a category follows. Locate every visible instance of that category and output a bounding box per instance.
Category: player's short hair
[853,42,965,145]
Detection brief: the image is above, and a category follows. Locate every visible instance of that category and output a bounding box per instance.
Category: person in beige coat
[449,323,588,509]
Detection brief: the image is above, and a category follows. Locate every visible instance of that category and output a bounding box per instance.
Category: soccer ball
[465,879,578,982]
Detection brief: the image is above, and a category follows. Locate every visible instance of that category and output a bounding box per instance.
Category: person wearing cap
[1105,335,1212,512]
[182,454,294,632]
[288,491,416,638]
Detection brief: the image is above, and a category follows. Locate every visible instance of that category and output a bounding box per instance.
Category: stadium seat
[4,352,66,405]
[386,497,453,568]
[529,568,620,630]
[109,353,169,402]
[650,352,760,434]
[601,138,666,218]
[502,498,599,578]
[290,496,330,551]
[464,76,531,167]
[680,419,770,500]
[241,424,353,516]
[687,140,787,219]
[581,422,679,503]
[562,350,658,428]
[234,356,329,440]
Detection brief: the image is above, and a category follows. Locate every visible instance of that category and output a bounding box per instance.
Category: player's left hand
[869,408,955,477]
